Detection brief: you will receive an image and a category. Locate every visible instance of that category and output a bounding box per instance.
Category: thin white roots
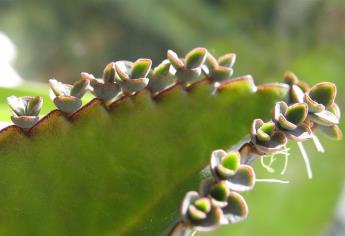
[312,135,325,153]
[260,146,290,175]
[256,178,290,184]
[297,142,313,179]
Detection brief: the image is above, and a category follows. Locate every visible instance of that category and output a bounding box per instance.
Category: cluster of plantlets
[169,71,342,235]
[6,47,237,129]
[3,47,342,236]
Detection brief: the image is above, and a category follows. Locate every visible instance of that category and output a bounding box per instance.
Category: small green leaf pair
[147,61,176,95]
[273,101,312,141]
[304,82,342,140]
[204,53,236,82]
[167,48,207,85]
[180,189,247,232]
[49,79,89,113]
[81,62,121,100]
[115,59,152,95]
[210,150,256,192]
[284,71,309,103]
[251,119,287,154]
[7,96,43,128]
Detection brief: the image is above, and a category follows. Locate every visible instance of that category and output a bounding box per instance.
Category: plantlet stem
[256,179,290,184]
[297,142,313,179]
[312,135,325,153]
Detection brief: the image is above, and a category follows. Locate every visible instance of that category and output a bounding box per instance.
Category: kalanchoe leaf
[7,96,42,117]
[115,63,130,81]
[304,93,325,113]
[7,96,42,128]
[54,96,82,113]
[318,125,343,140]
[218,53,236,68]
[200,180,230,207]
[277,115,297,130]
[102,62,116,83]
[290,85,305,103]
[204,53,218,71]
[273,102,308,133]
[167,50,184,69]
[121,78,149,95]
[256,121,275,142]
[284,71,310,103]
[7,96,26,116]
[309,110,339,127]
[284,103,308,125]
[175,67,202,83]
[221,192,248,224]
[10,115,40,129]
[185,47,207,69]
[49,79,64,97]
[251,119,287,154]
[227,165,256,192]
[148,62,176,95]
[328,102,341,120]
[131,59,152,79]
[26,96,43,116]
[181,191,222,232]
[83,64,122,100]
[308,82,336,107]
[210,150,239,179]
[153,61,170,76]
[90,81,121,100]
[284,71,299,85]
[284,124,312,141]
[210,67,233,82]
[70,79,89,98]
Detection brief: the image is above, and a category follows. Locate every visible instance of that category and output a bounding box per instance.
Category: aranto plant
[0,47,342,236]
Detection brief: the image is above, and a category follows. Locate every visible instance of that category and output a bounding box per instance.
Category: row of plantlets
[4,48,342,235]
[169,72,342,235]
[7,47,238,128]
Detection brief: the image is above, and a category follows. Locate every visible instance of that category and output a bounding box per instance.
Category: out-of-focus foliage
[0,0,344,86]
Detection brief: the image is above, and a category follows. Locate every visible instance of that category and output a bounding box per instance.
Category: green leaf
[70,79,89,98]
[167,50,184,69]
[185,47,207,69]
[102,62,116,83]
[26,96,43,116]
[7,96,26,116]
[284,103,307,125]
[309,82,336,107]
[131,59,152,79]
[0,80,289,235]
[218,53,236,67]
[153,61,170,76]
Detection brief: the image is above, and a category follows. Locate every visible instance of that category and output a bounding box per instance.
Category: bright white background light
[0,32,23,87]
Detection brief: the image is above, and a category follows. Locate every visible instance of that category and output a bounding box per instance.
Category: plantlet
[0,47,342,236]
[7,95,43,128]
[49,79,89,113]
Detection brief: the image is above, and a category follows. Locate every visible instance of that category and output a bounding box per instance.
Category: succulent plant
[81,62,121,100]
[180,191,223,232]
[0,48,342,236]
[273,101,312,141]
[283,71,309,103]
[147,61,176,95]
[49,79,89,113]
[167,47,207,85]
[7,95,43,128]
[203,53,236,82]
[250,119,287,154]
[115,59,152,95]
[209,150,256,192]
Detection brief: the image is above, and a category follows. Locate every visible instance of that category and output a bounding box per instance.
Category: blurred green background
[0,0,344,235]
